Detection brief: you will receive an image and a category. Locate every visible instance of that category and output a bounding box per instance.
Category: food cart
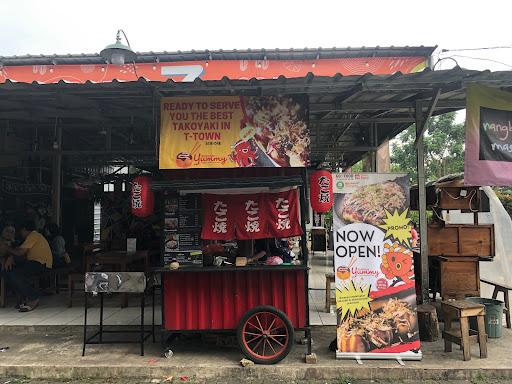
[152,173,311,364]
[150,93,313,364]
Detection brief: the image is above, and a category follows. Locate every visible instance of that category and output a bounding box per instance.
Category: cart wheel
[237,305,294,365]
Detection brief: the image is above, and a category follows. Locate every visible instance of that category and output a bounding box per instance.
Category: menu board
[163,193,202,266]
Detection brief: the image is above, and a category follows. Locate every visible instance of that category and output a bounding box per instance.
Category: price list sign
[163,194,202,266]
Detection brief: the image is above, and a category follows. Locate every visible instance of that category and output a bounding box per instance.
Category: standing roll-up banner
[333,173,421,361]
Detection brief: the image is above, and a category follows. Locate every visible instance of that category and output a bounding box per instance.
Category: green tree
[390,112,465,182]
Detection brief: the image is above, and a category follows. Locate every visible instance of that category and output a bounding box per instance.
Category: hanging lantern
[310,170,333,213]
[131,176,154,217]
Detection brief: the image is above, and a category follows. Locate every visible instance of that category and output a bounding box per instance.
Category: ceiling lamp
[100,29,136,65]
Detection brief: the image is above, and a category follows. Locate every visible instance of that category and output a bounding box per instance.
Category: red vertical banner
[201,194,236,240]
[268,190,303,238]
[234,194,270,240]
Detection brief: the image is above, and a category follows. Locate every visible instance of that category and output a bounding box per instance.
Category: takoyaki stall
[4,47,512,364]
[151,171,310,364]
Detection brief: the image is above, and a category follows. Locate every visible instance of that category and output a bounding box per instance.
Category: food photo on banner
[332,173,421,361]
[465,84,512,186]
[159,96,310,169]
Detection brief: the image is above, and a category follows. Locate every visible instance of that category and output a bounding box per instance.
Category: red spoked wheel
[237,305,294,365]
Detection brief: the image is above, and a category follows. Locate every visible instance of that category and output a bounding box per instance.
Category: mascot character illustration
[230,140,258,167]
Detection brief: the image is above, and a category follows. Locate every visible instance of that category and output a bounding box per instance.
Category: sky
[1,0,512,73]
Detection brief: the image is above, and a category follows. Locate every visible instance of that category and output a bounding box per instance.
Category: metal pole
[370,124,377,172]
[51,124,62,226]
[415,101,429,304]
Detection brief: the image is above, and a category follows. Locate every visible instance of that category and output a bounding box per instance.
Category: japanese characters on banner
[131,176,154,218]
[159,96,310,169]
[309,170,333,213]
[465,84,512,186]
[333,173,421,361]
[201,190,302,241]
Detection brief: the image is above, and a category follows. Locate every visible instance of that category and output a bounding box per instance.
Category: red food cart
[153,174,312,364]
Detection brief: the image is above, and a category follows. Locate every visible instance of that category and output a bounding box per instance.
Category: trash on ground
[240,358,255,367]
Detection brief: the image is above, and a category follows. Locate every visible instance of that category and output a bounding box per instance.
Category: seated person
[46,223,70,268]
[2,220,53,312]
[0,223,16,268]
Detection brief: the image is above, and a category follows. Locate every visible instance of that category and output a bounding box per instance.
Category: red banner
[201,194,236,240]
[235,194,270,240]
[267,190,302,238]
[201,190,302,241]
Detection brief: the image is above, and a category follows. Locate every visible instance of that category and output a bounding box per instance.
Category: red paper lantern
[131,176,154,218]
[310,170,333,213]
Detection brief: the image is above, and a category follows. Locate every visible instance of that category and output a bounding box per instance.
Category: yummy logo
[176,152,193,168]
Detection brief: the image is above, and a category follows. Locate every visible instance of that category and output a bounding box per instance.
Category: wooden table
[442,300,487,361]
[86,250,149,308]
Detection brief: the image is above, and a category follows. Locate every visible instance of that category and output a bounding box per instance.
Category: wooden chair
[68,245,101,307]
[325,272,335,312]
[442,300,488,361]
[481,279,511,329]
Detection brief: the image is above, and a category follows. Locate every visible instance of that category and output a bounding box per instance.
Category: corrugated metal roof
[3,67,512,167]
[0,46,436,66]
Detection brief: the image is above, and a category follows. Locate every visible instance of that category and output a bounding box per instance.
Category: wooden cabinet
[439,257,480,299]
[438,187,480,211]
[428,224,494,257]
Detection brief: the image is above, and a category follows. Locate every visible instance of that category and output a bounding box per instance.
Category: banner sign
[465,84,512,186]
[332,173,421,361]
[201,190,302,241]
[159,96,309,169]
[1,179,51,195]
[0,57,428,84]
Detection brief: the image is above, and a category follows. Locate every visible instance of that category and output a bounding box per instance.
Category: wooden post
[51,124,63,226]
[416,101,430,304]
[417,304,440,341]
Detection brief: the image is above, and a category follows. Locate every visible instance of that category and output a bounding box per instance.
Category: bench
[325,272,335,312]
[481,279,511,329]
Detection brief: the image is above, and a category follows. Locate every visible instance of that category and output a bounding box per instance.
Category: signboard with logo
[465,84,512,186]
[0,56,428,84]
[159,96,309,169]
[332,173,421,361]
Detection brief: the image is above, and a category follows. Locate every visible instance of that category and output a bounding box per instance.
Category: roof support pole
[51,123,63,226]
[415,100,429,304]
[414,88,441,148]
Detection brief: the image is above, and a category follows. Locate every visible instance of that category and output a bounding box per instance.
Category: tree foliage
[390,112,465,182]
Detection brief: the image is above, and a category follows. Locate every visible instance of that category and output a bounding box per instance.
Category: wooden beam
[310,99,465,113]
[312,117,414,124]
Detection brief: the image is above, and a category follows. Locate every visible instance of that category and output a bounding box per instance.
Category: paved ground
[0,325,511,382]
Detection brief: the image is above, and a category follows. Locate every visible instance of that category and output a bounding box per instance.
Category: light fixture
[100,29,136,65]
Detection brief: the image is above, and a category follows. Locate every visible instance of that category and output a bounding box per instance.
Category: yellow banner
[159,96,309,169]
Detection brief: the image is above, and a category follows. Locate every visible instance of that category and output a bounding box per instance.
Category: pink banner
[465,84,512,186]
